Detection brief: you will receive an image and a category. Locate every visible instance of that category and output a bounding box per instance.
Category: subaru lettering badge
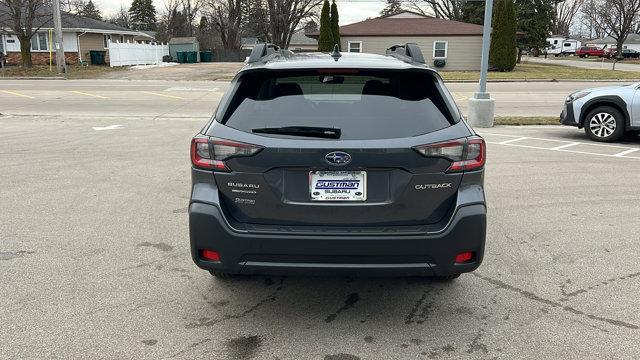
[325,151,352,165]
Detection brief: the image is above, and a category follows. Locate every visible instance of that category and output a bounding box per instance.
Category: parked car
[575,46,605,58]
[561,84,640,141]
[604,48,640,59]
[189,43,487,280]
[621,49,640,59]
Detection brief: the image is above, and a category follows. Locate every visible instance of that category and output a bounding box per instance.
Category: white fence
[108,41,169,67]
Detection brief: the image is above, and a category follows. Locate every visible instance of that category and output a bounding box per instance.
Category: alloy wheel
[589,112,617,138]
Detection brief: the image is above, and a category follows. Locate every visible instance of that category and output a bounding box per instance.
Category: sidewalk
[527,56,640,72]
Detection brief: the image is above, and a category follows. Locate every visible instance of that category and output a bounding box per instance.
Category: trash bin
[176,51,186,63]
[200,51,213,62]
[89,50,106,65]
[186,51,198,63]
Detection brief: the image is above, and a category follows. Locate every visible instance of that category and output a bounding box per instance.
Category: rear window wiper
[252,126,341,139]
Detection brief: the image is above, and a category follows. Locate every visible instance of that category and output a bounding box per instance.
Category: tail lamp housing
[413,136,486,173]
[191,136,263,171]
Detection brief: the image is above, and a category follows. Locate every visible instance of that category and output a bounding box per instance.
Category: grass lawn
[440,62,640,81]
[0,64,127,79]
[493,116,559,125]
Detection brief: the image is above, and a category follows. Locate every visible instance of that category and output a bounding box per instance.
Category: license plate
[309,171,366,201]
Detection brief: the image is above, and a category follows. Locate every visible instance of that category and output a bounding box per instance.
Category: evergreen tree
[242,0,270,42]
[330,0,340,49]
[80,0,102,21]
[129,0,157,31]
[489,0,517,71]
[317,0,333,51]
[379,0,402,17]
[515,0,553,60]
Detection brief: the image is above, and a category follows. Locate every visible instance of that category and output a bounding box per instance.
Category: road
[1,79,640,359]
[0,79,630,117]
[527,56,640,72]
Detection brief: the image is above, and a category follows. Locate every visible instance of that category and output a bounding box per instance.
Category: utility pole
[52,0,67,74]
[468,0,495,128]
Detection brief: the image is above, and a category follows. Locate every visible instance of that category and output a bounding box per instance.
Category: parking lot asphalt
[1,79,633,117]
[1,81,640,359]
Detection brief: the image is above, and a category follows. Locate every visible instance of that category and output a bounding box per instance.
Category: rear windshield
[215,70,459,140]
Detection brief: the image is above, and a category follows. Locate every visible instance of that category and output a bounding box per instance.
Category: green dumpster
[175,51,186,63]
[200,51,213,62]
[89,50,106,65]
[186,51,198,63]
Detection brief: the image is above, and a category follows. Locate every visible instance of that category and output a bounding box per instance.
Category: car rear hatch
[193,68,482,227]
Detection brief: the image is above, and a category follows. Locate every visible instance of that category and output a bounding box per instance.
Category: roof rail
[247,43,290,63]
[385,43,426,64]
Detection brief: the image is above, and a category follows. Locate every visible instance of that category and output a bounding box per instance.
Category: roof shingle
[308,16,483,37]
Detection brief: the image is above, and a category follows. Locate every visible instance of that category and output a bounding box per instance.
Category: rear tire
[431,274,461,282]
[584,106,625,142]
[209,270,235,279]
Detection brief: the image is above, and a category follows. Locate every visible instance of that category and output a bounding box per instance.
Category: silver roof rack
[385,43,426,64]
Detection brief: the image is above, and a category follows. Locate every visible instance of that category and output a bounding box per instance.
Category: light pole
[468,0,495,128]
[52,0,67,74]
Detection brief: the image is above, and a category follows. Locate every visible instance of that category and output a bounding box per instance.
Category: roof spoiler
[385,43,426,64]
[247,43,292,63]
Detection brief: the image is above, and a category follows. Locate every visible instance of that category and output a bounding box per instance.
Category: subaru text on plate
[189,43,487,280]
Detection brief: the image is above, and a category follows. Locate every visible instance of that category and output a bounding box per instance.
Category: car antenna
[330,44,341,61]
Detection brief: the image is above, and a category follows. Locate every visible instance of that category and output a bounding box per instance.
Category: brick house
[0,9,153,66]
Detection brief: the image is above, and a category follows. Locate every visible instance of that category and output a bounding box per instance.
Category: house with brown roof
[308,11,484,71]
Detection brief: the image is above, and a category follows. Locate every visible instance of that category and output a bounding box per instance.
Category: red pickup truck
[575,46,605,58]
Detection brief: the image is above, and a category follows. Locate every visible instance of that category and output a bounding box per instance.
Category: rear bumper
[189,202,486,277]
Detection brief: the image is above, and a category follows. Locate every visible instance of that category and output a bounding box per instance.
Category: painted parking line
[70,91,110,99]
[479,132,640,160]
[141,91,185,100]
[498,137,527,145]
[450,92,468,102]
[550,142,580,150]
[614,148,639,157]
[1,90,35,99]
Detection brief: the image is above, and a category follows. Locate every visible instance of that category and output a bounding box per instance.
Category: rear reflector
[455,252,474,264]
[413,136,486,173]
[201,250,221,261]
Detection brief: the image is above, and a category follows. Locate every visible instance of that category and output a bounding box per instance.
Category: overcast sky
[92,0,387,26]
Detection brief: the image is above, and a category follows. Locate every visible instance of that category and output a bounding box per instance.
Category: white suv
[561,84,640,142]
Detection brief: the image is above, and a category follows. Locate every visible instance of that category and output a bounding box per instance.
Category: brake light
[190,136,262,171]
[413,136,485,173]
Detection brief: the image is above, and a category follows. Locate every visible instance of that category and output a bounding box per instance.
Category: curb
[0,76,67,80]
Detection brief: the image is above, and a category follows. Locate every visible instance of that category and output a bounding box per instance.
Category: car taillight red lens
[413,136,485,173]
[190,136,262,171]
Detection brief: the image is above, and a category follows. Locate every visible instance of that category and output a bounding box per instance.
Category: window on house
[433,41,448,59]
[103,34,111,48]
[30,33,48,51]
[348,41,362,53]
[554,40,558,45]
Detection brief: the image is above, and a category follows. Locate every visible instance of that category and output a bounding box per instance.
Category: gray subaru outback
[189,43,486,280]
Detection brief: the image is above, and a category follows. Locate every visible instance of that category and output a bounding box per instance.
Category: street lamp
[468,0,495,128]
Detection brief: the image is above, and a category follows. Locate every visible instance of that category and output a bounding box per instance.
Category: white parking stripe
[550,142,580,150]
[498,137,528,144]
[480,132,637,150]
[486,141,640,160]
[614,148,640,157]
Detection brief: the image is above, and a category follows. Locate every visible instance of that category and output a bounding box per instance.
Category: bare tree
[107,4,131,28]
[206,0,243,50]
[595,0,640,56]
[0,0,52,67]
[182,0,205,36]
[552,0,583,36]
[265,0,322,48]
[579,0,603,38]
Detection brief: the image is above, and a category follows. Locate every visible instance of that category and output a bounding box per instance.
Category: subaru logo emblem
[325,151,352,165]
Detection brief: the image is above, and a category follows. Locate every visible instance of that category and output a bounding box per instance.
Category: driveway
[527,56,640,72]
